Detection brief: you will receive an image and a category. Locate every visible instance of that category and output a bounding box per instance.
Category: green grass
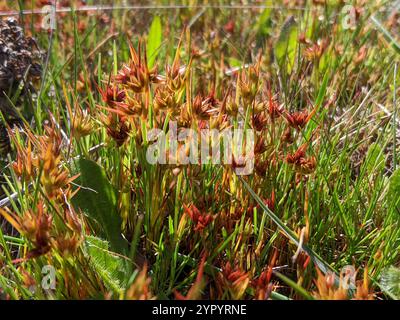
[0,0,400,300]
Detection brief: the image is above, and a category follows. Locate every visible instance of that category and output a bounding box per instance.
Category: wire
[0,4,342,17]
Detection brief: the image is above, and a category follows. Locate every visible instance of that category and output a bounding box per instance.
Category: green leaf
[227,57,243,68]
[274,16,298,75]
[305,70,330,140]
[270,291,291,300]
[388,169,400,201]
[256,0,273,36]
[210,228,237,260]
[274,271,315,300]
[380,266,400,300]
[147,15,162,68]
[84,236,126,293]
[364,143,385,173]
[72,159,127,254]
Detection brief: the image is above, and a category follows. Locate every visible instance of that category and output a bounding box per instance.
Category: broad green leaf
[388,168,400,204]
[274,16,298,75]
[84,236,126,293]
[326,0,342,5]
[257,0,273,36]
[147,15,162,68]
[72,159,127,254]
[364,143,385,173]
[380,266,400,299]
[227,57,243,68]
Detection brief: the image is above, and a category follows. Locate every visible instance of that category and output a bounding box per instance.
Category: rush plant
[0,0,400,301]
